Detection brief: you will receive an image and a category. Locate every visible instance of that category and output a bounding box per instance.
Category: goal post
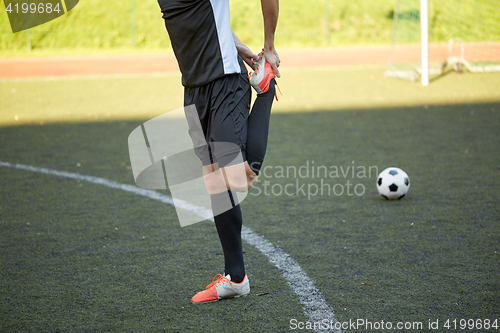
[385,0,500,86]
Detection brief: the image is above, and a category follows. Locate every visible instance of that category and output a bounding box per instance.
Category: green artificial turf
[1,67,499,332]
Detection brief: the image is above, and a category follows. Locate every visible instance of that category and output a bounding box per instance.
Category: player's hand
[263,47,280,78]
[237,45,259,70]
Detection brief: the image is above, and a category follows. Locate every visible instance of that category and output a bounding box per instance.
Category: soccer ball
[376,167,410,200]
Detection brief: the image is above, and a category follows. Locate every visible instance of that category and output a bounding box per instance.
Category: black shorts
[184,64,251,168]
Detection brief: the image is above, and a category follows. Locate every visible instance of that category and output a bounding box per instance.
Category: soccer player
[157,0,280,303]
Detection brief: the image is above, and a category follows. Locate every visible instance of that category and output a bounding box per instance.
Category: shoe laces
[275,80,282,101]
[205,274,234,290]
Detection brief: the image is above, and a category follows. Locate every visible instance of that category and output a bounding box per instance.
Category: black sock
[211,191,245,283]
[246,79,276,175]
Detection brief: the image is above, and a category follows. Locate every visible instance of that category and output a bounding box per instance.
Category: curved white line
[0,161,340,332]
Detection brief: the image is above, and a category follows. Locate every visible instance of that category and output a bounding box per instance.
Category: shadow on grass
[429,66,458,84]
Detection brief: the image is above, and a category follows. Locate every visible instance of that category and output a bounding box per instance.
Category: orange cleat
[248,53,276,95]
[191,274,250,303]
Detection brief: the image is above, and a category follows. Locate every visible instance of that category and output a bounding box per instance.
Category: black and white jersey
[158,0,241,88]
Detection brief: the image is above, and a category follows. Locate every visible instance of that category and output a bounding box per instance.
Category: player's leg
[218,59,276,190]
[245,78,276,175]
[199,163,247,285]
[204,76,249,284]
[187,75,251,303]
[191,165,249,303]
[195,70,277,301]
[205,70,257,193]
[243,52,277,177]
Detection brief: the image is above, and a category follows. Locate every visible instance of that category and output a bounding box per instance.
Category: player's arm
[261,0,280,77]
[232,31,259,69]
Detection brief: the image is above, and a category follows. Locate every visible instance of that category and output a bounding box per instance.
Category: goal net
[385,0,500,83]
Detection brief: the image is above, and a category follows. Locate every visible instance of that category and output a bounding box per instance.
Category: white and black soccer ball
[377,167,410,200]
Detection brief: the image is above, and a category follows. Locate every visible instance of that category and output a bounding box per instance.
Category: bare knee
[224,166,259,192]
[222,163,251,192]
[202,164,227,194]
[224,173,249,192]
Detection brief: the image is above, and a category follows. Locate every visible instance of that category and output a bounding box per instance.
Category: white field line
[0,161,341,333]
